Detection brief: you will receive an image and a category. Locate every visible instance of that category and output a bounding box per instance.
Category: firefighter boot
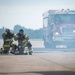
[28,47,33,55]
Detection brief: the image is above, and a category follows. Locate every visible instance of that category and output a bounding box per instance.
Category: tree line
[0,25,43,39]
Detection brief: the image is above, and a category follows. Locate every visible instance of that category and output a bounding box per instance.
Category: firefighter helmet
[5,29,10,33]
[19,29,24,34]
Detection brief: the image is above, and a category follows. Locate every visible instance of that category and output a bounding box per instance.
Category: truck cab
[43,9,75,48]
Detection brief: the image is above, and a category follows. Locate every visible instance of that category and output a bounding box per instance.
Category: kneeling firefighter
[14,29,32,55]
[2,29,14,54]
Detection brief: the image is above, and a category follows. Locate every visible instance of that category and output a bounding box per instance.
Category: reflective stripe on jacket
[4,39,12,42]
[3,45,10,47]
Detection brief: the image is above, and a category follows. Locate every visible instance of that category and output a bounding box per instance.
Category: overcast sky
[0,0,75,30]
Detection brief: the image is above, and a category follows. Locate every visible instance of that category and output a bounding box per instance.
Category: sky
[0,0,75,30]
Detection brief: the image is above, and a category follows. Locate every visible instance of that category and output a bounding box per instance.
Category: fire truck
[43,9,75,48]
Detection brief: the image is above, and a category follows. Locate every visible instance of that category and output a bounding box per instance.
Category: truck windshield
[54,14,75,24]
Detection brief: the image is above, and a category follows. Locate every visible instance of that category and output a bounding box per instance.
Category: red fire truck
[43,9,75,48]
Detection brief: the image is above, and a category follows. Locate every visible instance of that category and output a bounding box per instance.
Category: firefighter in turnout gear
[0,48,3,54]
[14,29,32,55]
[2,29,14,54]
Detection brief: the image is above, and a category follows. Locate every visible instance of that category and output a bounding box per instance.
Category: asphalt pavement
[0,39,75,75]
[0,52,75,75]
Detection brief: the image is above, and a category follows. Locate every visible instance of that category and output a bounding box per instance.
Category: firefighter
[2,29,14,54]
[0,48,3,54]
[14,29,32,55]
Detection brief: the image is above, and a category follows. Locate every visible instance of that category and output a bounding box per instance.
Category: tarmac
[0,52,75,75]
[0,39,75,75]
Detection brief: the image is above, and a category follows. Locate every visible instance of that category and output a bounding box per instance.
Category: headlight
[54,32,60,36]
[73,30,75,33]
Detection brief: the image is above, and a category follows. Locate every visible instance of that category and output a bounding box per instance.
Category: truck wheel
[44,42,51,48]
[50,42,56,49]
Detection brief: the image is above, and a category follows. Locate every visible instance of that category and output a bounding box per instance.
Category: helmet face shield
[19,29,24,35]
[19,31,23,34]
